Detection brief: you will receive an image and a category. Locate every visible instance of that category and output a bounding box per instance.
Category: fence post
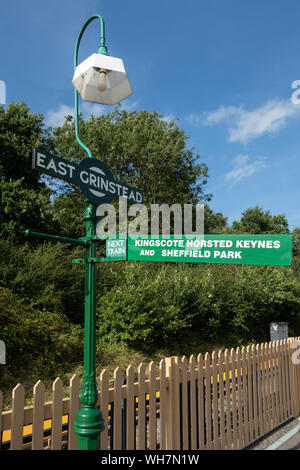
[165,356,180,450]
[165,357,173,450]
[289,338,300,418]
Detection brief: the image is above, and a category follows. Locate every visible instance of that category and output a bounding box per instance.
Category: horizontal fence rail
[0,338,299,450]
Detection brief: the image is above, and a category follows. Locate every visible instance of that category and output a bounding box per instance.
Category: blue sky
[2,0,300,229]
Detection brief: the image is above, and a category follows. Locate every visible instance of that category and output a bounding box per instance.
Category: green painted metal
[72,15,117,449]
[73,203,105,449]
[22,230,87,246]
[72,257,125,264]
[73,14,108,159]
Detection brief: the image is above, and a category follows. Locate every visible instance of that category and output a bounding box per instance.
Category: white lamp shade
[72,53,133,105]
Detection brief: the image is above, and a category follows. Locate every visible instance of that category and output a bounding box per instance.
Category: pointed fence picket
[0,337,300,451]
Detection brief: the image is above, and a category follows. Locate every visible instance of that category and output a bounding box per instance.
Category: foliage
[0,100,300,387]
[50,108,212,207]
[232,206,289,234]
[0,102,48,189]
[0,178,54,242]
[0,102,55,243]
[0,239,85,323]
[0,286,82,389]
[96,263,198,351]
[204,204,228,233]
[96,262,300,351]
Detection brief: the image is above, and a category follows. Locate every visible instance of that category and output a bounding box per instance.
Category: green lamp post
[71,14,133,450]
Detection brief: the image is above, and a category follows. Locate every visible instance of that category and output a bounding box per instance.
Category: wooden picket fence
[1,337,300,450]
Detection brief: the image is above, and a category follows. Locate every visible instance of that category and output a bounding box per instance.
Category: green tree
[0,102,54,242]
[204,205,228,234]
[50,108,211,206]
[0,102,48,189]
[290,227,300,275]
[231,206,289,234]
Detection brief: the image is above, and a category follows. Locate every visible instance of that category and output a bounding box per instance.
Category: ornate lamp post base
[74,406,104,450]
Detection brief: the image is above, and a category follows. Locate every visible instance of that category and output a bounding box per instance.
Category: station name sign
[127,234,292,266]
[32,148,143,205]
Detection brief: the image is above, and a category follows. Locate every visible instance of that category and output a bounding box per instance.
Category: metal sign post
[26,12,140,447]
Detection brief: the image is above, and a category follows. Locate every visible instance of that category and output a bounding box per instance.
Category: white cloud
[45,102,107,128]
[161,113,177,123]
[45,99,140,128]
[225,154,268,186]
[202,105,244,126]
[120,100,138,112]
[187,99,300,144]
[45,104,74,127]
[81,102,106,119]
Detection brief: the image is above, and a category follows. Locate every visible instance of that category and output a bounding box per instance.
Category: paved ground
[247,417,300,450]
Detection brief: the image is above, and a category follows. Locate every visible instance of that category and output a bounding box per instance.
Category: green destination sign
[127,234,292,266]
[32,148,143,205]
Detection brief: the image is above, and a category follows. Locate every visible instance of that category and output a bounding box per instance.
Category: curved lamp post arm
[73,14,108,158]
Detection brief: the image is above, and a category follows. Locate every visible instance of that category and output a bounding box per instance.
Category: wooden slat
[273,342,280,426]
[189,355,197,450]
[246,345,254,443]
[251,344,258,441]
[241,346,249,446]
[269,342,276,429]
[211,351,219,450]
[283,339,291,418]
[290,340,299,417]
[113,367,122,450]
[277,341,284,424]
[11,384,25,450]
[181,356,188,450]
[283,338,290,417]
[126,365,135,450]
[159,360,166,451]
[263,342,270,433]
[68,374,80,450]
[224,350,232,449]
[218,350,226,449]
[149,362,157,450]
[32,380,45,450]
[235,347,243,449]
[260,343,267,436]
[269,341,275,428]
[172,357,180,450]
[137,363,146,450]
[230,349,237,449]
[197,353,205,450]
[51,377,63,450]
[99,370,109,450]
[278,340,284,422]
[165,357,172,450]
[204,353,212,450]
[255,344,264,439]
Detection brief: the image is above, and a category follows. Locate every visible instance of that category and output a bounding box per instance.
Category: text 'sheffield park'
[127,235,292,266]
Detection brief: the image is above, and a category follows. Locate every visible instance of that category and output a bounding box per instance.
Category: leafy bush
[96,262,300,351]
[97,263,200,351]
[0,286,83,388]
[0,240,85,323]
